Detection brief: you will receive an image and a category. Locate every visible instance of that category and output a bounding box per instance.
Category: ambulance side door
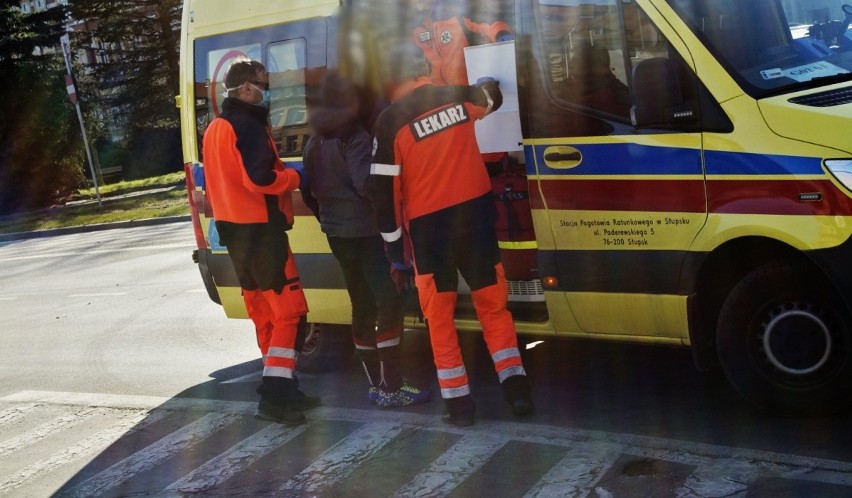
[518,0,726,340]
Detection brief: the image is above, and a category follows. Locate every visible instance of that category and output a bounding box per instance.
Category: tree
[69,0,183,179]
[0,0,84,214]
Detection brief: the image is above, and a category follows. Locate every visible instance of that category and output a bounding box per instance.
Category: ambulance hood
[758,84,852,156]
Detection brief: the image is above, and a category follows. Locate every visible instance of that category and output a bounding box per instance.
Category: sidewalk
[0,215,191,242]
[0,184,190,242]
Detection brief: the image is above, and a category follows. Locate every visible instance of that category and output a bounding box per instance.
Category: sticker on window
[782,61,848,82]
[760,68,784,80]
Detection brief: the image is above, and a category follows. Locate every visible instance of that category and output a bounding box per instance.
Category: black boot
[442,395,476,427]
[257,377,321,412]
[292,375,321,411]
[255,376,306,426]
[502,375,534,417]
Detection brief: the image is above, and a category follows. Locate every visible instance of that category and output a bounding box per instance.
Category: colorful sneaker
[373,381,431,408]
[368,386,380,405]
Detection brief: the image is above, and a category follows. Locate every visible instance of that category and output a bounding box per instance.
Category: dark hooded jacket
[301,74,379,238]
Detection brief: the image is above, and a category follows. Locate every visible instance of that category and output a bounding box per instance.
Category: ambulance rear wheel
[297,323,354,373]
[716,260,852,416]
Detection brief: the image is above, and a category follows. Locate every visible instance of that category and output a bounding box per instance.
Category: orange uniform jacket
[371,78,502,245]
[412,15,511,86]
[203,98,300,228]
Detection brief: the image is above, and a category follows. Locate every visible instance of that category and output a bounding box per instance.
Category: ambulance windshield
[667,0,852,96]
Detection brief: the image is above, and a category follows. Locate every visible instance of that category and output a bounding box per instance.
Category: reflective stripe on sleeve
[371,163,400,176]
[381,227,403,243]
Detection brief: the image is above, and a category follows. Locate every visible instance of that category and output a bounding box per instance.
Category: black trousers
[327,234,404,344]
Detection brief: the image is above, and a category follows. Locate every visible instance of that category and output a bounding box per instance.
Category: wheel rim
[754,300,845,387]
[762,307,831,375]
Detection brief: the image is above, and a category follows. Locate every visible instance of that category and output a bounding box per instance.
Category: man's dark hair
[224,57,266,94]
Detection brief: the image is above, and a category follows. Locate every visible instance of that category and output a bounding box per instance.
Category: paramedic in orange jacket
[371,45,533,426]
[202,58,317,426]
[411,0,513,86]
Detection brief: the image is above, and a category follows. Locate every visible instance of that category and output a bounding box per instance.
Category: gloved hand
[497,32,514,42]
[476,77,503,112]
[286,163,308,190]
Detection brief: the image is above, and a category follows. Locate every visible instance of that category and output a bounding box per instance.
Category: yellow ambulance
[178,0,852,415]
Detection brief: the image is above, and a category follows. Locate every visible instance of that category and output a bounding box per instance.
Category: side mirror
[630,57,697,128]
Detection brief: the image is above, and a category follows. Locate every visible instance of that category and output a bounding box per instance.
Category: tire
[296,323,354,373]
[716,260,852,416]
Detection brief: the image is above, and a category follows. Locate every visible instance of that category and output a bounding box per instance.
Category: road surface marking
[2,390,852,498]
[67,292,128,298]
[220,370,262,384]
[165,422,310,494]
[0,403,39,425]
[67,412,237,497]
[524,442,623,498]
[280,422,407,494]
[0,409,161,495]
[394,433,508,497]
[0,244,192,262]
[0,407,101,457]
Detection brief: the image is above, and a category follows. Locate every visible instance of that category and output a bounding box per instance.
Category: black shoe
[292,390,322,411]
[254,400,306,426]
[502,375,534,417]
[442,409,475,427]
[442,395,475,426]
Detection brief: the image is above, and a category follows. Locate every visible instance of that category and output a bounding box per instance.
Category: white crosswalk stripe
[164,422,310,494]
[67,412,238,497]
[0,390,850,498]
[0,403,40,425]
[280,422,407,494]
[394,432,508,497]
[0,407,101,457]
[0,409,162,496]
[524,442,623,498]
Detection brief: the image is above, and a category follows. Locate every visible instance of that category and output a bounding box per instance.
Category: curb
[0,215,191,242]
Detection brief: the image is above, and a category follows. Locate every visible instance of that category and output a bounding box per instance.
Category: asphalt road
[1,221,851,497]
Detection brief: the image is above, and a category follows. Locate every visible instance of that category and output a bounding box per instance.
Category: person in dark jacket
[202,58,318,426]
[301,72,431,408]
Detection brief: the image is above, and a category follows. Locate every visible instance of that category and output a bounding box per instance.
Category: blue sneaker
[368,386,380,405]
[373,381,431,408]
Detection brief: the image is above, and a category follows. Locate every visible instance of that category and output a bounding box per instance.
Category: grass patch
[0,172,190,234]
[75,171,186,198]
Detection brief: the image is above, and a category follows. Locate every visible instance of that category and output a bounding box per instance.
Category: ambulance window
[533,0,633,119]
[267,40,309,156]
[527,0,727,136]
[193,40,263,154]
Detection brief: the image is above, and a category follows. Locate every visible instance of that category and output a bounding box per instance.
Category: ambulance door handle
[543,146,582,169]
